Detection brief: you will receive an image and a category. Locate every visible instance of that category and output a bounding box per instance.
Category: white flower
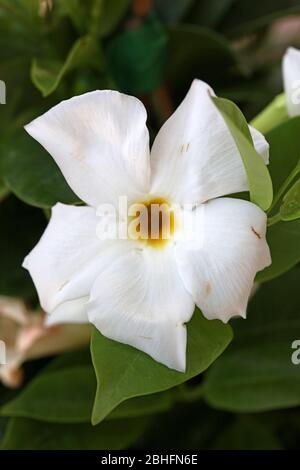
[23,79,271,372]
[282,47,300,116]
[0,296,91,388]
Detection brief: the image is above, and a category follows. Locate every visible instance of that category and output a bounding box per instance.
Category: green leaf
[257,117,300,282]
[212,96,273,211]
[97,0,131,37]
[1,130,80,208]
[258,218,300,282]
[31,35,103,97]
[110,391,174,420]
[1,365,96,423]
[106,11,168,94]
[1,416,149,450]
[1,349,173,423]
[0,195,45,298]
[91,309,232,425]
[168,25,236,95]
[280,179,300,221]
[203,268,300,412]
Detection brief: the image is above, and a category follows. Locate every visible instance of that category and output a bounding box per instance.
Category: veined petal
[87,247,195,372]
[25,90,150,207]
[23,203,107,318]
[150,79,269,204]
[283,47,300,117]
[175,198,271,323]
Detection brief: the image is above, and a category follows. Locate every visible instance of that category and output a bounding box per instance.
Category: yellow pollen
[130,197,176,248]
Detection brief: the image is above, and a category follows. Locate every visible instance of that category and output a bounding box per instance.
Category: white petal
[25,90,150,207]
[45,297,89,325]
[150,79,269,204]
[175,198,271,323]
[23,203,106,316]
[282,47,300,117]
[87,247,195,372]
[250,125,269,163]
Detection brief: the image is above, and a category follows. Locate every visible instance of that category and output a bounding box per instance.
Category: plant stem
[268,162,300,213]
[250,93,288,134]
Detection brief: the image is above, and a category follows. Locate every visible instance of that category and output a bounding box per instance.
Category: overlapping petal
[23,203,114,320]
[87,247,195,371]
[150,79,269,204]
[175,198,271,323]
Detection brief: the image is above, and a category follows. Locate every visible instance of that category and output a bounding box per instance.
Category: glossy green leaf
[257,117,300,282]
[31,35,103,97]
[1,416,149,450]
[203,268,300,412]
[110,391,174,420]
[258,219,300,283]
[1,365,96,423]
[91,309,232,425]
[1,349,173,423]
[280,179,300,221]
[212,96,273,211]
[1,130,80,208]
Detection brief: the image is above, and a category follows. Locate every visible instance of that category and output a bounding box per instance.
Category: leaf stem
[267,161,300,213]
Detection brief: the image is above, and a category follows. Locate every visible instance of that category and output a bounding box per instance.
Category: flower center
[129,197,176,249]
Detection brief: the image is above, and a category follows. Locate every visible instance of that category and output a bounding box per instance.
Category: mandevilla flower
[283,47,300,116]
[23,79,271,372]
[0,296,91,388]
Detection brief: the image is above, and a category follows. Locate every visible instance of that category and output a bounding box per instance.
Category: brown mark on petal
[205,282,212,296]
[251,226,261,239]
[180,143,190,154]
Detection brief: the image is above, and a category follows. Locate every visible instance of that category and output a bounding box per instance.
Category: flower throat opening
[130,197,176,249]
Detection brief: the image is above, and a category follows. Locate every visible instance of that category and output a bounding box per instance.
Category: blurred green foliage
[1,0,300,451]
